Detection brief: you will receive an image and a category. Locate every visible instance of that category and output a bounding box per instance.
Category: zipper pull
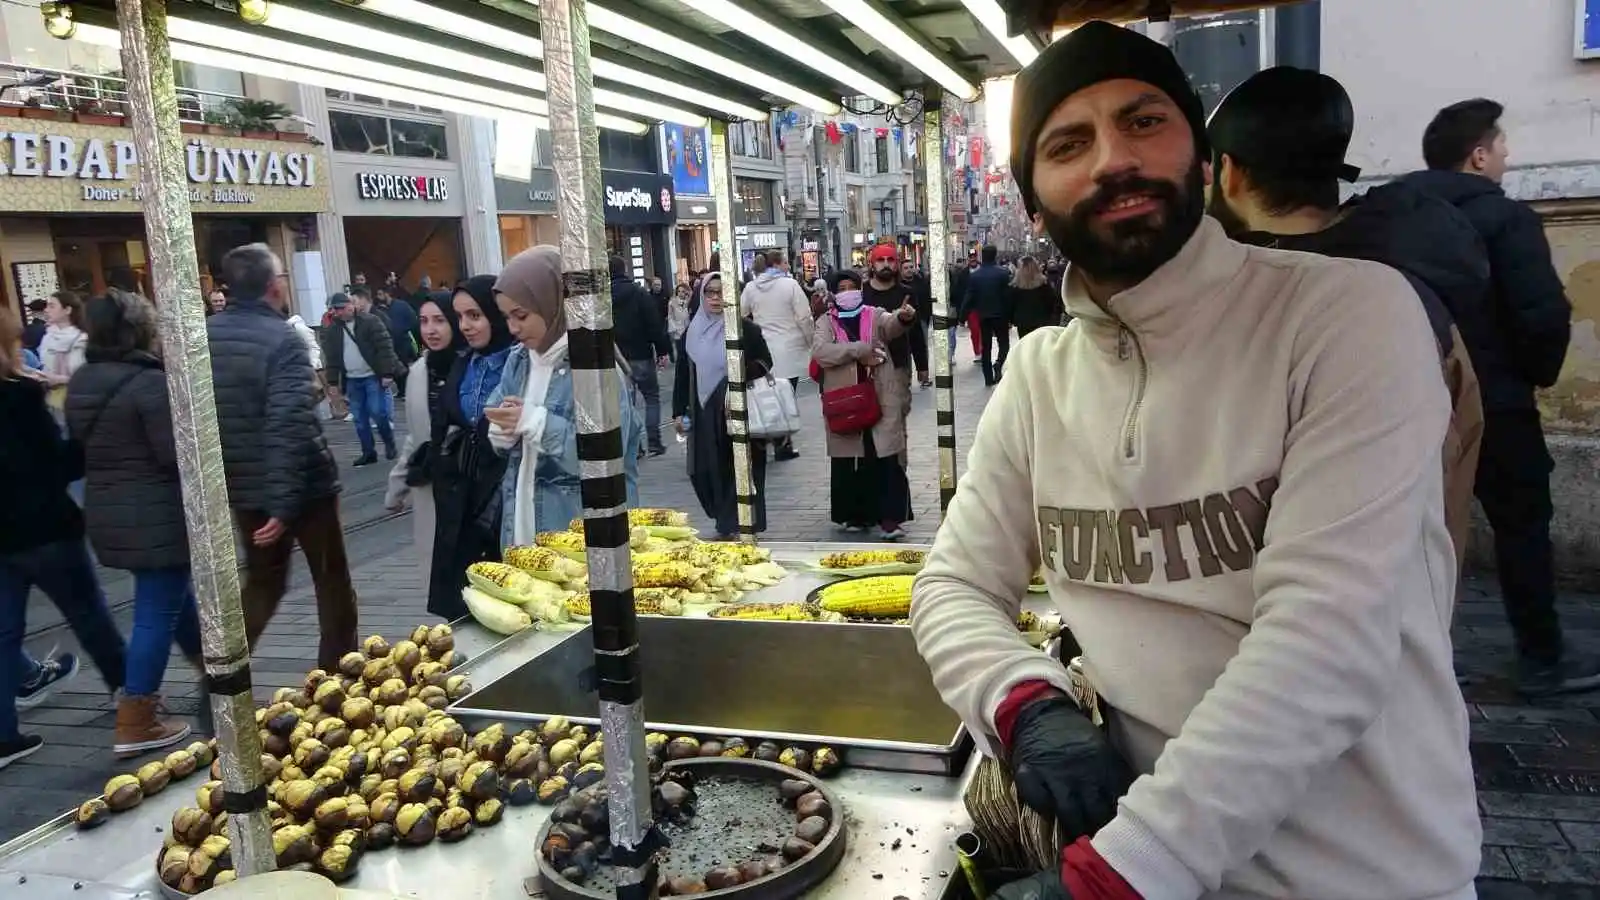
[1117,327,1130,361]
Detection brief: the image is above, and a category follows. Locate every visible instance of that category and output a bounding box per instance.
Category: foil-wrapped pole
[922,90,957,511]
[116,0,274,876]
[536,0,659,894]
[708,120,757,544]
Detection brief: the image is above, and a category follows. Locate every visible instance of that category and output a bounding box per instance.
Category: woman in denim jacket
[484,246,642,546]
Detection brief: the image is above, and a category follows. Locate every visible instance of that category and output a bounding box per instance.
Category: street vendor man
[909,21,1479,900]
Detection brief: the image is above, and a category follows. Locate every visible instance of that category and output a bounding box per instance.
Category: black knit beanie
[1010,21,1209,218]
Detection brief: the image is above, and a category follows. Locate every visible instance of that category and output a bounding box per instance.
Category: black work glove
[1009,694,1132,840]
[993,868,1073,900]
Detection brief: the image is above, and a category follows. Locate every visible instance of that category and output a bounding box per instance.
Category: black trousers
[1477,409,1561,664]
[908,320,929,378]
[980,318,1010,385]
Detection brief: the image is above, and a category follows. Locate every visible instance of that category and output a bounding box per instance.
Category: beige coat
[812,308,911,460]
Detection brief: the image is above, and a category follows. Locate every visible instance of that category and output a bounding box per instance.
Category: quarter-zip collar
[1061,217,1247,347]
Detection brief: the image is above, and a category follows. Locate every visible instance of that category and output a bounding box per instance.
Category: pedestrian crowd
[0,35,1585,900]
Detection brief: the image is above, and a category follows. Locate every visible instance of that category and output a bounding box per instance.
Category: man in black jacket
[1205,65,1487,606]
[321,290,404,466]
[611,255,672,456]
[208,244,356,670]
[961,245,1013,386]
[1402,98,1587,695]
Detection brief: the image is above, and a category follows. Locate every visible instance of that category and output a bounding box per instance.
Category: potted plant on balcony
[222,97,294,140]
[72,98,124,126]
[20,96,71,121]
[202,108,241,137]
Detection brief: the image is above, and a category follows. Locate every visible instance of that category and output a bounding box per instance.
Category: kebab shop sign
[0,122,329,214]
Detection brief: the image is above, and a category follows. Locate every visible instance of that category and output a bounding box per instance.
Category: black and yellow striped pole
[922,89,958,512]
[115,0,274,874]
[708,120,759,544]
[536,0,659,896]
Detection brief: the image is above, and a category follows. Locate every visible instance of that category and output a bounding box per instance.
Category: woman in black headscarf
[385,290,464,587]
[425,276,515,619]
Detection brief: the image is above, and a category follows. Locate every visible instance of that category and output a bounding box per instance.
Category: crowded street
[4,0,1600,899]
[7,351,1600,894]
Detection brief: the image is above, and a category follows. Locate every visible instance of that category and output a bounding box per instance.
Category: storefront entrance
[51,215,280,298]
[343,216,464,293]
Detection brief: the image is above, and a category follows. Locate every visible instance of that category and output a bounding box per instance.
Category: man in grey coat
[208,244,357,670]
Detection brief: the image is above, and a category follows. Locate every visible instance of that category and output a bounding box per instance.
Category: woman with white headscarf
[484,246,643,547]
[672,274,773,540]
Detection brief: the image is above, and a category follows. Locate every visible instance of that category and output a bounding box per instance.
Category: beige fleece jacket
[910,218,1480,900]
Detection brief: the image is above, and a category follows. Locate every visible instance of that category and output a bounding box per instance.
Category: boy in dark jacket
[1403,98,1586,695]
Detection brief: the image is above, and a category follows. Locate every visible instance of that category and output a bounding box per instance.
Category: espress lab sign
[356,172,449,202]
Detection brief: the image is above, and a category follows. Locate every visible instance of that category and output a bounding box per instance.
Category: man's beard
[1205,185,1252,239]
[870,265,897,285]
[1037,157,1206,286]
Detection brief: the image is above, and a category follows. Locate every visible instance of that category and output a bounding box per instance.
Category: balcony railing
[0,61,245,124]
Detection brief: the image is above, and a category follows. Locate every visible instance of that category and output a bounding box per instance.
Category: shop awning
[51,0,1049,128]
[996,0,1304,37]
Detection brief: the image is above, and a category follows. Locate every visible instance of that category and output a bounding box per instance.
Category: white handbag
[745,374,802,439]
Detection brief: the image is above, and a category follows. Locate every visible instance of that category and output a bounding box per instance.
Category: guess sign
[356,172,448,202]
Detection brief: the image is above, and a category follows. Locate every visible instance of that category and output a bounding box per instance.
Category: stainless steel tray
[449,617,970,775]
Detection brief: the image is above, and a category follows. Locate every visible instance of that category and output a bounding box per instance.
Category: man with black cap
[910,21,1478,900]
[1205,66,1487,593]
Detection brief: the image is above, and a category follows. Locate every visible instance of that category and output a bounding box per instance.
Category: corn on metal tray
[449,616,969,775]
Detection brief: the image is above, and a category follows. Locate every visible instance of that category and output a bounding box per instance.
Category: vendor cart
[0,542,1044,900]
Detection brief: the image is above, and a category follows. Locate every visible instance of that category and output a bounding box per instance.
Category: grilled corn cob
[462,587,533,635]
[562,520,652,547]
[632,561,701,589]
[502,546,565,574]
[818,549,926,569]
[708,603,819,621]
[465,563,540,604]
[632,547,697,566]
[628,508,690,527]
[534,531,586,554]
[564,589,683,618]
[817,575,915,617]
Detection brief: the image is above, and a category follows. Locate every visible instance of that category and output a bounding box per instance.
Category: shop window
[600,129,658,173]
[390,119,448,159]
[735,178,774,226]
[329,110,448,159]
[324,89,442,115]
[731,121,772,160]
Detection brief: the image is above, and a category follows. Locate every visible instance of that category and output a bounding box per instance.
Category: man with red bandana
[909,21,1479,900]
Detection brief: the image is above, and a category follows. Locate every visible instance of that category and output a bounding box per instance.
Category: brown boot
[114,694,191,759]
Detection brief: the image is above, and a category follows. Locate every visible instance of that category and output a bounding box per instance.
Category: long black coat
[65,351,189,571]
[0,376,84,554]
[207,296,339,521]
[425,354,508,620]
[673,319,772,535]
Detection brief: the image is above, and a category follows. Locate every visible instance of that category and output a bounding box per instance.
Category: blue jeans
[345,375,395,457]
[126,569,202,697]
[0,539,125,741]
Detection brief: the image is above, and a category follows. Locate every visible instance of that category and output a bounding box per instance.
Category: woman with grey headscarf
[672,274,773,539]
[484,246,643,546]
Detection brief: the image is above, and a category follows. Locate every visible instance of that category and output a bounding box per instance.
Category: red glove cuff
[993,680,1062,749]
[1060,837,1140,900]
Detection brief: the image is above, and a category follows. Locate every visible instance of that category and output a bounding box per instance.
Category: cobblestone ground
[5,335,1600,894]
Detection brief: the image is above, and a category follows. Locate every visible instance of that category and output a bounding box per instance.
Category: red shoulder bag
[818,310,881,435]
